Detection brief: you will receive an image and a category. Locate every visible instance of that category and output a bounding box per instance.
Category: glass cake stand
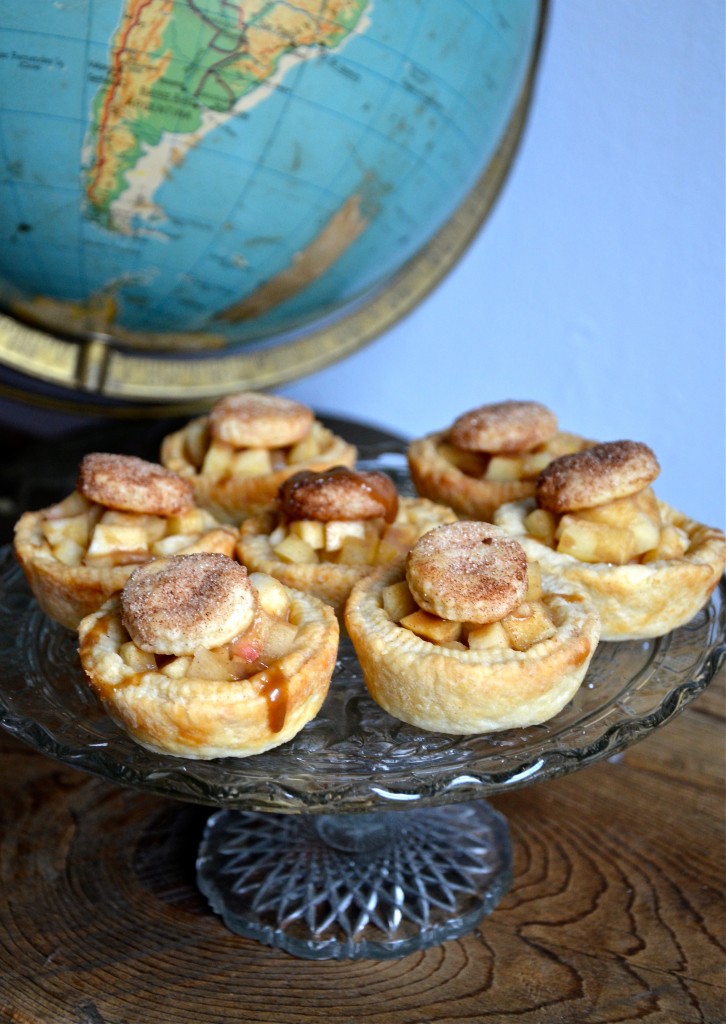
[0,446,724,960]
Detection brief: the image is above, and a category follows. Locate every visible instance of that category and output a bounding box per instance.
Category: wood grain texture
[0,663,723,1024]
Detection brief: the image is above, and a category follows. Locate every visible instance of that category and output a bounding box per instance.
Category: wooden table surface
[0,646,722,1024]
[0,421,724,1023]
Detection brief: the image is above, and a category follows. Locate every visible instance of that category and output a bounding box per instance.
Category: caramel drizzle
[256,665,289,733]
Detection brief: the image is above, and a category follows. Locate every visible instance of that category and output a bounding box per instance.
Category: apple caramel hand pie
[160,391,357,524]
[236,466,458,617]
[495,440,726,640]
[78,552,339,759]
[14,453,238,630]
[344,521,600,734]
[407,399,592,521]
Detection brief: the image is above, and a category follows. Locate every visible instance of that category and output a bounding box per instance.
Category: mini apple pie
[407,399,591,520]
[236,466,458,617]
[160,391,357,523]
[345,521,600,734]
[78,552,339,759]
[14,452,237,630]
[495,440,726,640]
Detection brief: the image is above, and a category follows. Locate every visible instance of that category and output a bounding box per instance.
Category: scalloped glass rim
[0,447,723,814]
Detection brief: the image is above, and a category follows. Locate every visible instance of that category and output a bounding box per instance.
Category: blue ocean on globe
[0,0,540,351]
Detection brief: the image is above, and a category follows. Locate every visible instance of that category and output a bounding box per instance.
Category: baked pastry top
[14,453,237,630]
[407,399,591,521]
[237,466,457,616]
[78,553,339,758]
[345,521,600,733]
[495,440,726,640]
[160,391,356,523]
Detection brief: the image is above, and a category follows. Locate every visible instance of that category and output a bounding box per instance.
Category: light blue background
[283,0,725,531]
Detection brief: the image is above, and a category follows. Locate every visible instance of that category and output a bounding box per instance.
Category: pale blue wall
[282,0,725,529]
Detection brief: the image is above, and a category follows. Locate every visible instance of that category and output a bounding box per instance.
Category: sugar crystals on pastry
[160,391,357,523]
[495,440,726,640]
[14,453,237,630]
[407,399,591,521]
[237,465,458,617]
[78,552,339,758]
[344,521,601,734]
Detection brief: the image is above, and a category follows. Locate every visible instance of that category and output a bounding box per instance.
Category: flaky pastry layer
[78,585,338,759]
[160,415,356,523]
[344,563,600,734]
[237,497,457,617]
[495,498,726,640]
[407,430,588,521]
[14,498,237,630]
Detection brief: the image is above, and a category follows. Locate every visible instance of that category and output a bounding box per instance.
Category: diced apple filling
[381,563,556,653]
[440,431,586,480]
[524,488,683,565]
[191,420,331,478]
[271,518,386,567]
[38,493,224,568]
[118,573,297,682]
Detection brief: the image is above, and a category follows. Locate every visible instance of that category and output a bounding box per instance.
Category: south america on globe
[0,0,541,354]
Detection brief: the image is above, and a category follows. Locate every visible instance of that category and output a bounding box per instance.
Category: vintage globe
[0,0,544,408]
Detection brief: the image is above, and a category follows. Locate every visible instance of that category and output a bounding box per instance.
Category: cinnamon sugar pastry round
[406,522,527,623]
[209,392,313,449]
[536,441,660,513]
[495,497,726,640]
[237,492,457,618]
[78,453,194,516]
[408,401,590,521]
[345,559,600,735]
[160,393,356,524]
[451,400,557,453]
[78,558,339,759]
[121,553,257,655]
[14,457,237,631]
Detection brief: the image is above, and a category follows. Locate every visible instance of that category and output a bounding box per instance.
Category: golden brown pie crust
[495,498,726,640]
[14,499,237,631]
[407,430,590,521]
[78,581,339,759]
[344,563,600,734]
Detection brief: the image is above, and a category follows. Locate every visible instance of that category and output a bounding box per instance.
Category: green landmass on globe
[0,0,541,355]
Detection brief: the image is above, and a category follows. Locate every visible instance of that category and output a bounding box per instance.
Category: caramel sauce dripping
[257,665,289,733]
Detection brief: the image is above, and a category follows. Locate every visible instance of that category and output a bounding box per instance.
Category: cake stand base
[196,801,512,960]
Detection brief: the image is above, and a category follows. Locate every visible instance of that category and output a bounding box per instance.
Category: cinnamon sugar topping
[78,453,194,515]
[450,400,557,454]
[536,440,660,512]
[121,553,256,655]
[406,521,528,624]
[208,392,313,449]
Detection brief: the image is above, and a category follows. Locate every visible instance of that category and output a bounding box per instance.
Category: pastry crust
[495,498,726,640]
[406,521,527,623]
[236,497,457,617]
[536,441,660,512]
[14,493,237,631]
[160,414,356,523]
[408,429,590,521]
[451,400,557,453]
[78,577,339,759]
[344,563,600,734]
